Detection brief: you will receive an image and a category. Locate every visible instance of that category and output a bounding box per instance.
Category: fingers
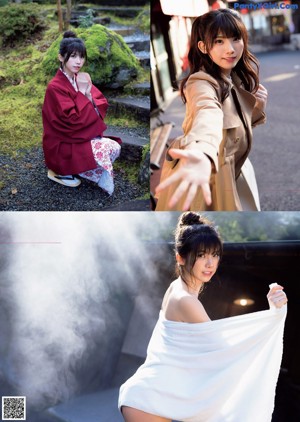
[155,148,211,209]
[169,180,190,208]
[182,183,198,211]
[201,182,212,206]
[267,284,288,308]
[258,83,267,92]
[256,84,268,94]
[155,169,183,194]
[255,85,268,100]
[168,148,194,160]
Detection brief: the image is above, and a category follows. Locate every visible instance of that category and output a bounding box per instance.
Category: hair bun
[179,212,204,227]
[63,30,77,39]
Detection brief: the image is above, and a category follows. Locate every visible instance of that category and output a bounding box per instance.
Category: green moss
[105,111,146,129]
[40,25,141,87]
[114,160,140,184]
[137,192,150,200]
[142,142,150,161]
[0,81,44,154]
[0,45,44,86]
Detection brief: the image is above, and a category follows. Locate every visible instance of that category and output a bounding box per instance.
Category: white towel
[118,306,287,422]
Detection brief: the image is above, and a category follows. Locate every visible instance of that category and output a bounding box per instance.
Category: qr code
[2,396,26,420]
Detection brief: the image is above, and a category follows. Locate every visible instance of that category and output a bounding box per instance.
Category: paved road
[250,48,300,210]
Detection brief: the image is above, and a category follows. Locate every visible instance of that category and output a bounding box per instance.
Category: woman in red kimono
[42,31,122,193]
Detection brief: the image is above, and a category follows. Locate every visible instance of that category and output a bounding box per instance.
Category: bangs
[70,49,86,58]
[206,12,244,49]
[195,239,222,257]
[69,43,86,58]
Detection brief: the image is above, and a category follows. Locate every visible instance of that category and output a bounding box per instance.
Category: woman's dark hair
[180,9,259,103]
[59,30,87,68]
[174,212,223,289]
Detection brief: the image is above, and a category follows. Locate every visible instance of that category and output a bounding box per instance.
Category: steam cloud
[0,212,173,411]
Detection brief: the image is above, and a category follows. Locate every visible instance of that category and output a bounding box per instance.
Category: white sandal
[47,169,81,187]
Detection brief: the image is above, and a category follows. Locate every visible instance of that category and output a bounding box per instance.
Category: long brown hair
[180,9,259,103]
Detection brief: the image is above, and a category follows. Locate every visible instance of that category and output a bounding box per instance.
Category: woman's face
[191,252,220,283]
[60,52,85,77]
[199,33,244,77]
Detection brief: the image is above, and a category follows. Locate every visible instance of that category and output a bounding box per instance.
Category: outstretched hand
[267,284,288,309]
[155,148,212,210]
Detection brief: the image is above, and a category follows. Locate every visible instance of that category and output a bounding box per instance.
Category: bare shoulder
[178,295,211,323]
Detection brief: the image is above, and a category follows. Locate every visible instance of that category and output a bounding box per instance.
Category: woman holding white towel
[119,212,288,422]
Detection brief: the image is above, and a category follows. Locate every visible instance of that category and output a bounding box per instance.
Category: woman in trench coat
[155,9,267,211]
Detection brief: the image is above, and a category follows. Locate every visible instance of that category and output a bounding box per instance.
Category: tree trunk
[57,0,63,33]
[65,0,72,30]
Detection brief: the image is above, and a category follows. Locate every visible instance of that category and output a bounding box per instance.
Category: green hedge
[0,4,46,46]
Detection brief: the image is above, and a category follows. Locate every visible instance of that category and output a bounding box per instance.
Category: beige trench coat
[155,70,266,211]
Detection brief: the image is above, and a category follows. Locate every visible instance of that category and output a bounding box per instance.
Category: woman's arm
[155,148,212,210]
[155,78,223,210]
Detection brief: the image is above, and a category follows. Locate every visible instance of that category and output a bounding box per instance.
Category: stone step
[92,6,144,18]
[135,50,150,68]
[105,125,149,162]
[109,96,150,123]
[45,388,123,422]
[107,25,136,37]
[127,81,150,96]
[123,33,150,52]
[102,199,150,211]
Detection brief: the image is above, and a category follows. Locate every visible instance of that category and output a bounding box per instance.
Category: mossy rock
[40,25,141,89]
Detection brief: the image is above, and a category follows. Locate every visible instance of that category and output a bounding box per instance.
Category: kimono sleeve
[182,78,223,170]
[43,84,103,135]
[91,85,109,119]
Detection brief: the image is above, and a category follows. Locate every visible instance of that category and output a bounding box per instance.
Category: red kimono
[42,70,120,175]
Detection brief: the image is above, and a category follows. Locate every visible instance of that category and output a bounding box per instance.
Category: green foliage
[135,4,150,33]
[78,9,94,28]
[147,212,300,243]
[32,0,53,3]
[206,212,300,242]
[0,4,46,46]
[40,24,140,87]
[104,3,150,33]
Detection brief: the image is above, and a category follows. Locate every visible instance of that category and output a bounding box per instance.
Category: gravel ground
[0,146,150,211]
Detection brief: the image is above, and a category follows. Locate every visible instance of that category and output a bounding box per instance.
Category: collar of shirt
[60,68,78,92]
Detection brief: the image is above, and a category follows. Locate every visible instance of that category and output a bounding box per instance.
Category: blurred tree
[57,0,63,32]
[139,213,300,243]
[65,0,71,30]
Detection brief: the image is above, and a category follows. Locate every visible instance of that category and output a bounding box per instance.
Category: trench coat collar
[191,70,257,130]
[231,72,257,128]
[221,72,256,130]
